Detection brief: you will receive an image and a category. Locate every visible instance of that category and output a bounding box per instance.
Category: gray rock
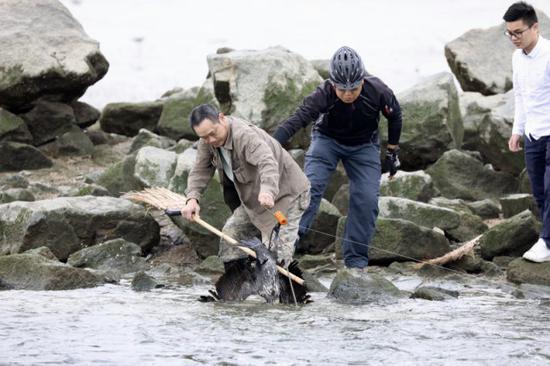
[332,215,347,260]
[380,170,438,202]
[378,196,461,231]
[445,11,550,95]
[24,246,59,261]
[465,199,501,219]
[96,154,143,196]
[479,210,540,260]
[427,149,517,200]
[302,271,328,292]
[55,125,94,156]
[133,146,177,188]
[0,141,53,172]
[324,163,348,202]
[394,72,463,170]
[131,271,160,292]
[207,46,322,134]
[310,59,329,79]
[195,255,225,274]
[65,183,110,197]
[518,168,532,194]
[460,91,523,175]
[0,0,108,111]
[512,283,550,300]
[331,183,350,216]
[99,101,163,137]
[172,138,194,154]
[445,211,489,242]
[0,188,35,204]
[428,197,472,214]
[499,193,536,218]
[67,238,147,274]
[301,199,341,254]
[298,254,334,270]
[129,129,176,154]
[411,286,459,301]
[0,252,103,290]
[20,101,76,146]
[0,196,160,260]
[0,108,32,143]
[507,258,550,286]
[70,101,100,129]
[327,269,405,305]
[0,174,29,189]
[157,84,218,140]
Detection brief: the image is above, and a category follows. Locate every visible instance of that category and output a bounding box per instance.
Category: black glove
[383,146,401,177]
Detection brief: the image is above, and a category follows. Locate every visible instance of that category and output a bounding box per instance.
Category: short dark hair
[189,104,219,129]
[503,2,538,26]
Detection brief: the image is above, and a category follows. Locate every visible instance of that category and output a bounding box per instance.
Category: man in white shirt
[506,2,550,262]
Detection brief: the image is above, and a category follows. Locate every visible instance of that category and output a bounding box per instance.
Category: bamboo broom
[123,187,304,285]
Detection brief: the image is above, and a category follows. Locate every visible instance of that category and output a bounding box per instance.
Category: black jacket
[273,76,402,146]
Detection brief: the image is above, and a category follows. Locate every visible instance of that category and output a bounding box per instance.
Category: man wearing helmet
[273,46,403,271]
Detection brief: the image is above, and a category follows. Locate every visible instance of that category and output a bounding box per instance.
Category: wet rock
[131,271,160,292]
[460,91,523,175]
[157,84,218,140]
[70,101,100,129]
[0,252,103,290]
[298,254,334,270]
[67,238,147,274]
[0,141,53,171]
[394,72,463,170]
[499,194,536,219]
[411,286,459,301]
[445,211,489,242]
[0,196,160,260]
[133,146,177,188]
[327,268,405,305]
[302,271,328,292]
[55,125,94,156]
[99,101,163,137]
[465,199,501,219]
[0,188,35,204]
[512,283,550,300]
[426,149,517,200]
[0,0,108,111]
[207,46,321,136]
[492,256,516,269]
[417,264,451,278]
[378,196,461,231]
[195,256,225,275]
[301,199,341,254]
[379,170,438,202]
[129,128,176,154]
[20,101,76,146]
[0,108,32,143]
[479,210,540,260]
[369,218,451,264]
[448,255,501,276]
[445,11,550,95]
[507,258,550,286]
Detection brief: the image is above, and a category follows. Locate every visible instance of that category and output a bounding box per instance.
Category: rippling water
[1,276,549,365]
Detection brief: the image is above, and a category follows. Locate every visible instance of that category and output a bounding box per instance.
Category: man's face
[334,81,363,104]
[194,114,229,147]
[505,19,538,50]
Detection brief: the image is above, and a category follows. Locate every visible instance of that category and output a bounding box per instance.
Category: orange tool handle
[274,210,288,225]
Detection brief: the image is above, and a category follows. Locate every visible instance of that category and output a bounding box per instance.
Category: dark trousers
[300,132,380,268]
[524,134,550,249]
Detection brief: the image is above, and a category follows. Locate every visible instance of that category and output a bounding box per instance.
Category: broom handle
[193,216,304,286]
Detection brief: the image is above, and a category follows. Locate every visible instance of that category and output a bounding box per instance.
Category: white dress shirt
[512,36,550,140]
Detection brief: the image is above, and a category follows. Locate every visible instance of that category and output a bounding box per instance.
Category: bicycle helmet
[328,46,365,90]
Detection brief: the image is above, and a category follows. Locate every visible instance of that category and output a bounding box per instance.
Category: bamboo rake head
[123,187,187,210]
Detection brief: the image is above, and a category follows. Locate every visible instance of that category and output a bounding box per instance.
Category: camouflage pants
[219,190,310,266]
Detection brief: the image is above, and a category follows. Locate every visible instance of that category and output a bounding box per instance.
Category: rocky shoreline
[1,0,550,303]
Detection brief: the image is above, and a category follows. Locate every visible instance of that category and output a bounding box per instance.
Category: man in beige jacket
[181,104,310,266]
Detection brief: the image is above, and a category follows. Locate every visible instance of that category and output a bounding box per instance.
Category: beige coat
[185,117,310,233]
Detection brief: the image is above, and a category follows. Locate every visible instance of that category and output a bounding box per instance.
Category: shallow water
[1,277,549,365]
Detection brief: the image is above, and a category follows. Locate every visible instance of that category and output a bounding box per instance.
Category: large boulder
[133,146,177,188]
[379,170,438,202]
[20,101,76,146]
[479,210,540,260]
[70,101,100,129]
[0,141,53,172]
[207,46,321,133]
[378,196,461,231]
[445,11,550,95]
[0,252,104,290]
[426,149,517,200]
[0,196,160,260]
[129,128,176,154]
[394,72,463,170]
[0,0,109,112]
[54,125,95,156]
[507,258,550,286]
[96,154,144,196]
[460,91,523,175]
[99,101,163,137]
[157,84,218,140]
[300,199,342,254]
